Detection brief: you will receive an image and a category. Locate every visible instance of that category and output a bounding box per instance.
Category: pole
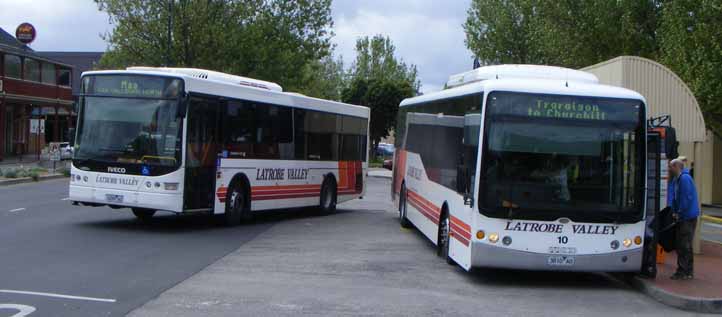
[166,0,173,67]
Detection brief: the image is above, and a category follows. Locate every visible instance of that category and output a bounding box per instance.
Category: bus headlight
[611,240,620,250]
[145,181,152,188]
[164,182,179,191]
[634,236,642,245]
[502,236,512,246]
[623,238,632,248]
[83,176,88,182]
[488,233,499,244]
[75,175,81,182]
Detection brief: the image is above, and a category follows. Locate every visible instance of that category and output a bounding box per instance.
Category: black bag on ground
[658,207,677,252]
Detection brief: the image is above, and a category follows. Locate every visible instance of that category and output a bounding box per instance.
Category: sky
[0,0,473,94]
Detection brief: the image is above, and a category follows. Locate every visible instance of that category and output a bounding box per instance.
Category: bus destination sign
[528,100,607,121]
[86,75,180,98]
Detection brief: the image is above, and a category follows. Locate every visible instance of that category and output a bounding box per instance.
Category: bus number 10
[557,236,569,244]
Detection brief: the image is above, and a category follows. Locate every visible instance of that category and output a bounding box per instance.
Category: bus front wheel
[399,184,412,228]
[132,208,156,222]
[438,212,454,265]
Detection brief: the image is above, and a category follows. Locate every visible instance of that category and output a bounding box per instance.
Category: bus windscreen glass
[479,91,645,222]
[74,75,183,169]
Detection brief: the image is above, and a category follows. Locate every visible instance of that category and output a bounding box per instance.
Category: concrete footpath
[631,241,722,314]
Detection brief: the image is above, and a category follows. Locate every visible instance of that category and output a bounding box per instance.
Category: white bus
[70,67,369,225]
[393,65,646,272]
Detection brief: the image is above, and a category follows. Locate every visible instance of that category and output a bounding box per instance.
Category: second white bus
[393,65,647,272]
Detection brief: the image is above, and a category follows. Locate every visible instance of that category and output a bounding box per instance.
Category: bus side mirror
[464,193,474,207]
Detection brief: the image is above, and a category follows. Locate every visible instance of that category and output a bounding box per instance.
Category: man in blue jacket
[669,158,700,280]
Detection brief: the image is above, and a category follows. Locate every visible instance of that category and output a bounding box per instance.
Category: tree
[464,0,662,68]
[659,0,722,133]
[95,0,334,92]
[299,55,347,101]
[342,35,418,159]
[350,35,420,94]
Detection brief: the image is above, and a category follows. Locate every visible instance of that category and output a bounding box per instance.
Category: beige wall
[714,134,722,204]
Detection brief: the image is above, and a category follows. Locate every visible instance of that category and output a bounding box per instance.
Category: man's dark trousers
[676,218,697,275]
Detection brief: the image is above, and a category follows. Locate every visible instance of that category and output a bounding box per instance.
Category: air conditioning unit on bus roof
[446,64,599,89]
[127,67,283,92]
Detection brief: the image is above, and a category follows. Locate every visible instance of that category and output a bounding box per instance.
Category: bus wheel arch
[225,173,252,225]
[319,174,337,213]
[437,203,454,265]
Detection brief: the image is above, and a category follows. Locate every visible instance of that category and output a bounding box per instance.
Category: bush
[29,171,40,181]
[60,167,71,177]
[4,169,18,178]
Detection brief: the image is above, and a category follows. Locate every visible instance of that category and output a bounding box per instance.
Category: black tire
[399,184,412,228]
[132,208,156,222]
[319,176,337,214]
[225,182,250,226]
[438,211,454,265]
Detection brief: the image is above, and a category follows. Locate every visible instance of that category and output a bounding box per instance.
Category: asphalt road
[0,178,274,316]
[0,177,716,316]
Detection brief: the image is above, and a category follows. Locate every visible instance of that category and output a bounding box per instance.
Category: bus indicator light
[634,236,642,245]
[476,230,485,240]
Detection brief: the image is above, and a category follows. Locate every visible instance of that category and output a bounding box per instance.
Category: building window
[4,54,21,78]
[58,67,71,86]
[23,58,40,82]
[41,63,56,85]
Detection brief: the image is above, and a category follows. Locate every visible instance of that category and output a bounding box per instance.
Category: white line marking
[61,197,70,201]
[0,304,36,317]
[8,208,25,213]
[0,290,116,303]
[703,222,722,230]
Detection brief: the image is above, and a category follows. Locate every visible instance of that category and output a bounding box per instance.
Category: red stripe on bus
[252,184,321,191]
[450,222,471,240]
[251,192,319,201]
[450,215,471,233]
[407,191,440,216]
[407,195,439,224]
[450,230,470,246]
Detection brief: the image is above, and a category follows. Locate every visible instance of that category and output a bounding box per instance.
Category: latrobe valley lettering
[256,168,309,181]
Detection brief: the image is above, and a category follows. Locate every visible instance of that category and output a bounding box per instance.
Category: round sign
[15,23,36,44]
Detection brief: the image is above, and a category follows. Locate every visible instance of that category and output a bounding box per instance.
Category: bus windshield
[74,75,183,170]
[478,91,645,223]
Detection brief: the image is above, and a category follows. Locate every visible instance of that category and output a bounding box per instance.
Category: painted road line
[703,222,722,230]
[0,289,116,303]
[61,197,70,201]
[8,208,25,213]
[702,214,722,225]
[0,304,36,317]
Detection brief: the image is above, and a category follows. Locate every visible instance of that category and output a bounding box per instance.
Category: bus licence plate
[105,194,124,204]
[547,255,575,266]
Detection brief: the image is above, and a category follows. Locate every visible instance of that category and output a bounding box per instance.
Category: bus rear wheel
[399,184,412,228]
[132,208,156,222]
[319,177,337,214]
[225,183,250,226]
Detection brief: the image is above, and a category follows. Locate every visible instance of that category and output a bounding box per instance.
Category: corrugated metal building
[583,56,721,205]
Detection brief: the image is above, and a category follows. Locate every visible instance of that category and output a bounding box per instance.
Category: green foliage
[350,35,421,94]
[300,55,347,101]
[95,0,334,93]
[60,167,72,177]
[29,171,40,182]
[4,169,18,179]
[342,35,418,159]
[464,0,661,68]
[659,0,722,133]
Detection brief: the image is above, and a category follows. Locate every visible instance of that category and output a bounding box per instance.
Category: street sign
[49,142,61,162]
[15,23,36,44]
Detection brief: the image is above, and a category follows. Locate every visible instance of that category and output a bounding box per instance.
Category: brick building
[0,27,74,161]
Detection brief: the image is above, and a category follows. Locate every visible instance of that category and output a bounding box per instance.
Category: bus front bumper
[69,184,183,213]
[470,242,642,272]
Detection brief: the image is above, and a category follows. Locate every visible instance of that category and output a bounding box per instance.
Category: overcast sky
[0,0,473,93]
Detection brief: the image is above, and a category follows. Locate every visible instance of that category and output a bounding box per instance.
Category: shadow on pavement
[73,206,354,234]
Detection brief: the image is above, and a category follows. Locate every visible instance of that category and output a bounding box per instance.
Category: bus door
[184,96,221,211]
[642,131,661,277]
